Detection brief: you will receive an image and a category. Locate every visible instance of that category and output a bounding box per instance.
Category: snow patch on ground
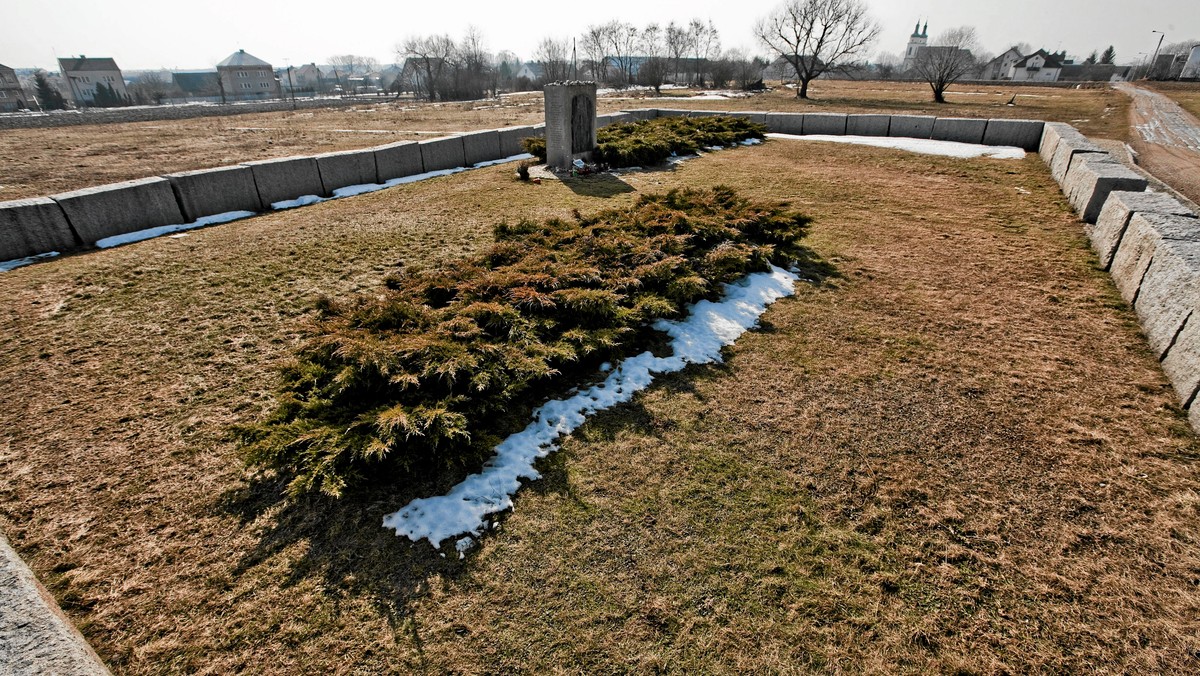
[383,265,800,548]
[95,211,255,248]
[0,251,60,273]
[766,133,1025,159]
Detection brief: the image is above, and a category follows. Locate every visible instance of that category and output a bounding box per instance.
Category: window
[259,82,270,88]
[0,91,7,98]
[240,82,251,89]
[237,71,248,78]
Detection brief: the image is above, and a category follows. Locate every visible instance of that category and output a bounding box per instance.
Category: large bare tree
[534,37,571,83]
[397,34,455,101]
[755,0,879,99]
[911,27,979,103]
[665,21,695,84]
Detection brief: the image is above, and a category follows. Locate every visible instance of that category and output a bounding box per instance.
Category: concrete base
[765,112,804,135]
[52,177,184,244]
[983,119,1045,151]
[373,141,424,181]
[0,198,79,261]
[460,130,503,166]
[1064,157,1149,223]
[931,117,987,144]
[164,166,263,221]
[315,149,379,192]
[419,136,467,173]
[803,113,847,135]
[1089,191,1195,269]
[1109,212,1200,306]
[888,115,936,139]
[244,156,325,207]
[846,114,890,136]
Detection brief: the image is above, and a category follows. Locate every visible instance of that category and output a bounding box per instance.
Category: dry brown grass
[0,81,1129,201]
[1147,81,1200,120]
[2,137,1199,673]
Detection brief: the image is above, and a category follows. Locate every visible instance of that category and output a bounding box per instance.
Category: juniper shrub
[521,115,766,167]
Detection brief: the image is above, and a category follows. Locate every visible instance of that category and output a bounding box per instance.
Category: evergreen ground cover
[522,115,766,168]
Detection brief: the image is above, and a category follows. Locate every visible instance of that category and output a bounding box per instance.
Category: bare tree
[874,51,902,79]
[603,21,640,87]
[911,27,979,103]
[638,23,669,92]
[328,55,378,76]
[756,0,880,99]
[129,70,173,105]
[666,21,695,84]
[534,38,571,83]
[398,35,456,101]
[580,24,612,83]
[689,19,721,87]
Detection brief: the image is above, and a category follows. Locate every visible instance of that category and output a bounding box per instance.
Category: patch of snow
[741,138,763,146]
[383,264,800,548]
[474,153,534,168]
[455,536,475,559]
[766,133,1025,159]
[271,194,326,210]
[0,251,59,273]
[94,210,255,249]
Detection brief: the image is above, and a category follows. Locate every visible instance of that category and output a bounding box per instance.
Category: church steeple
[922,21,928,38]
[912,20,922,38]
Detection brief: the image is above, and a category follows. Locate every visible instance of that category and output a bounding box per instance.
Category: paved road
[1116,83,1200,206]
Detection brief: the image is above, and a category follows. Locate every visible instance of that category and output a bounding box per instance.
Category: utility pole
[572,38,578,80]
[1149,30,1165,79]
[285,61,296,107]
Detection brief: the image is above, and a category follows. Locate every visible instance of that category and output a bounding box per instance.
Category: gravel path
[1117,83,1200,204]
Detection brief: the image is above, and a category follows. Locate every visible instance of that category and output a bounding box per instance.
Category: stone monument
[544,82,597,171]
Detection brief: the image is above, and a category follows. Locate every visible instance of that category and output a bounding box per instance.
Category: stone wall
[0,97,369,130]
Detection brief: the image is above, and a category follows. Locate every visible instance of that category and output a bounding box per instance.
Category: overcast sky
[5,0,1198,72]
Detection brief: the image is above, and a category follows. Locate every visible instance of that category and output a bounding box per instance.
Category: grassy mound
[522,115,766,168]
[238,187,811,498]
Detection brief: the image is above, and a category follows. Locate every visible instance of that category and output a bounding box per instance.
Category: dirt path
[1117,82,1200,205]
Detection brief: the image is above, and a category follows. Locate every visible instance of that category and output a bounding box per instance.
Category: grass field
[1147,81,1200,120]
[2,134,1198,672]
[0,80,1129,201]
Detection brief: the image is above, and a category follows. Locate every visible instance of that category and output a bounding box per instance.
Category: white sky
[5,0,1198,72]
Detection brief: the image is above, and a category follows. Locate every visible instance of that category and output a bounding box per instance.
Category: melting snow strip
[94,211,256,249]
[383,264,800,550]
[0,251,60,273]
[766,133,1025,159]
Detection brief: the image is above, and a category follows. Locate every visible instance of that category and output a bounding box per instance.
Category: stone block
[52,177,184,244]
[1047,129,1106,184]
[596,112,634,127]
[802,112,847,135]
[888,115,936,139]
[654,108,691,118]
[1109,212,1200,306]
[164,165,262,222]
[1089,190,1194,269]
[460,129,503,166]
[1134,237,1200,363]
[764,112,804,135]
[684,109,728,118]
[244,155,325,207]
[1064,156,1149,223]
[931,117,988,144]
[727,111,768,126]
[621,109,658,121]
[982,118,1045,150]
[419,136,467,172]
[1161,307,1200,407]
[496,126,539,158]
[314,148,378,192]
[374,141,424,181]
[1039,122,1080,164]
[0,198,79,261]
[845,114,890,136]
[544,82,597,170]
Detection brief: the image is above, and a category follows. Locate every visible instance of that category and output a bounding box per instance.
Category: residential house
[1058,63,1132,82]
[979,47,1023,80]
[1182,45,1200,80]
[58,55,128,106]
[1008,50,1064,82]
[0,63,28,112]
[172,71,221,98]
[216,49,280,100]
[290,63,322,91]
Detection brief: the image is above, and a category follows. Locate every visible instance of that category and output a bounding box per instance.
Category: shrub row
[522,115,766,168]
[238,187,811,497]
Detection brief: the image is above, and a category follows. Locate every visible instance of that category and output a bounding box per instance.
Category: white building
[216,49,281,101]
[902,21,928,71]
[57,56,129,106]
[1181,45,1200,80]
[980,47,1023,80]
[1008,50,1064,82]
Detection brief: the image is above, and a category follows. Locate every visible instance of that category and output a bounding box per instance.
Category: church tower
[903,20,928,71]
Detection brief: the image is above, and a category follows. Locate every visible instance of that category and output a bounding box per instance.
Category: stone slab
[1064,157,1149,223]
[460,129,503,166]
[1,533,111,675]
[1109,212,1200,306]
[373,141,424,181]
[1089,191,1195,269]
[931,117,988,144]
[0,197,79,261]
[621,109,658,121]
[314,148,378,192]
[596,112,634,128]
[52,177,184,244]
[1192,395,1200,433]
[802,113,847,135]
[1047,128,1106,184]
[1133,237,1200,359]
[419,136,467,172]
[653,108,691,118]
[244,155,325,207]
[845,114,890,136]
[1161,307,1200,408]
[764,112,804,135]
[164,165,262,222]
[1039,122,1080,164]
[496,126,539,158]
[888,115,936,139]
[727,111,768,126]
[982,118,1045,150]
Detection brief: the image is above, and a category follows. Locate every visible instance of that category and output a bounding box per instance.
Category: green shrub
[521,115,765,168]
[238,187,810,498]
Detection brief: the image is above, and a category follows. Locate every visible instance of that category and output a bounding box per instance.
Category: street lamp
[1149,30,1165,79]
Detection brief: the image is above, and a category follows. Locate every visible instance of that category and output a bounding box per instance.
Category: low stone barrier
[315,149,379,193]
[803,113,847,135]
[52,177,184,244]
[620,108,658,121]
[1063,156,1149,223]
[1042,123,1106,183]
[1136,237,1200,404]
[0,198,79,261]
[888,115,936,139]
[726,111,768,126]
[497,126,539,158]
[1089,191,1195,269]
[846,114,890,136]
[982,119,1045,151]
[373,141,424,181]
[244,156,325,207]
[1108,212,1198,305]
[461,130,503,166]
[164,166,263,222]
[764,112,804,135]
[419,136,467,173]
[931,117,987,144]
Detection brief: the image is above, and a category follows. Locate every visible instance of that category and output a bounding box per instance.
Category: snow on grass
[0,251,60,273]
[95,211,255,249]
[383,264,801,549]
[766,133,1025,159]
